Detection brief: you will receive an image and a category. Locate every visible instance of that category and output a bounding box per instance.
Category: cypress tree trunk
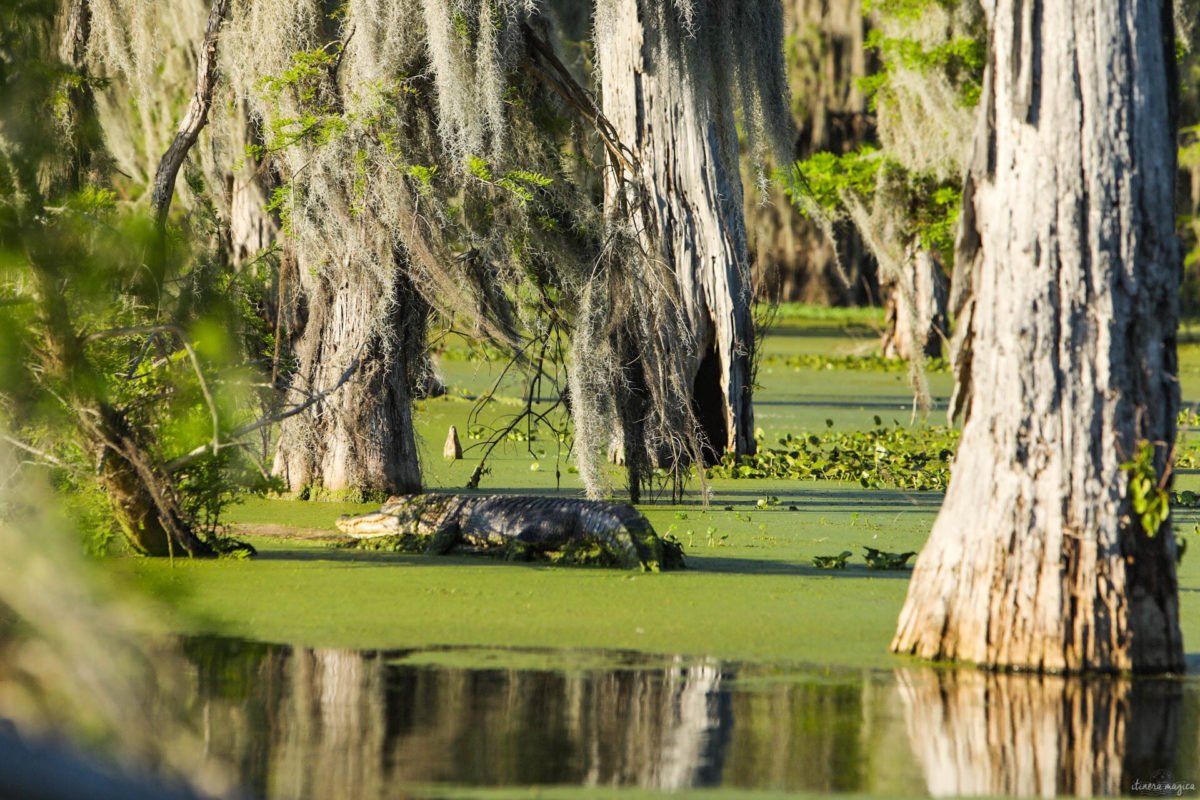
[880,247,948,361]
[273,265,425,499]
[596,0,756,460]
[892,0,1184,672]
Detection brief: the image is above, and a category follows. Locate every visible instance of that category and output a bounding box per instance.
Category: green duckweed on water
[131,313,1200,672]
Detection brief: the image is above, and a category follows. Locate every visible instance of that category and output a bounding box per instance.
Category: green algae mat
[132,310,1200,671]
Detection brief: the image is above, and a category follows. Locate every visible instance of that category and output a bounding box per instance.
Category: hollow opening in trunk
[692,345,728,466]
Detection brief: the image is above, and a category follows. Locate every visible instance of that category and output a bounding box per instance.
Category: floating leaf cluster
[709,419,957,490]
[761,352,949,373]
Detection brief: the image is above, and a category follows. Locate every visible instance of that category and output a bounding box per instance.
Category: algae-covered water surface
[129,313,1200,797]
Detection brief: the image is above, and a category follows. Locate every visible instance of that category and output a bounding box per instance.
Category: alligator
[336,494,684,571]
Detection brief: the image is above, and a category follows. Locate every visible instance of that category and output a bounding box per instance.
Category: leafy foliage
[0,7,272,555]
[1122,441,1170,538]
[782,0,981,293]
[709,418,957,491]
[784,139,963,269]
[860,25,984,109]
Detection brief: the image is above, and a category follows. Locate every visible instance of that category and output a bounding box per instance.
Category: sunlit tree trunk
[272,265,425,499]
[596,0,756,461]
[892,0,1184,672]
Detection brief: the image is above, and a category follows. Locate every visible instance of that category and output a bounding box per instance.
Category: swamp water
[180,635,1199,798]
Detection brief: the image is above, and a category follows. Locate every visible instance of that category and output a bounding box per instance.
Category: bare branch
[520,24,640,179]
[150,0,231,224]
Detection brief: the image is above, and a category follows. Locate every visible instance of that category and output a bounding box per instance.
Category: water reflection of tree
[183,641,1197,798]
[896,668,1187,796]
[188,643,733,797]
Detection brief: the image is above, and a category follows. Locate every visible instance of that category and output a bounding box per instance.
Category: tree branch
[519,23,640,179]
[150,0,231,225]
[85,324,220,455]
[1,435,67,468]
[165,353,362,472]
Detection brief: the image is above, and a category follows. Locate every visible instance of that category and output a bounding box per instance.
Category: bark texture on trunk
[596,0,755,459]
[892,0,1184,672]
[227,104,278,267]
[272,265,425,499]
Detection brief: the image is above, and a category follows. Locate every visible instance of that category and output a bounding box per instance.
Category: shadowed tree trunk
[273,263,426,499]
[32,260,214,558]
[892,0,1184,672]
[596,0,757,461]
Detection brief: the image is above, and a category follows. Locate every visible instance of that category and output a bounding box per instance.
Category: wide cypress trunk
[596,0,756,459]
[272,265,424,499]
[892,0,1184,672]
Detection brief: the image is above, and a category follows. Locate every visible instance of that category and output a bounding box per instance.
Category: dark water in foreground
[179,636,1200,798]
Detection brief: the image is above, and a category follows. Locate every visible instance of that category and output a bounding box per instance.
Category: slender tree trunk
[892,0,1183,672]
[149,0,230,225]
[273,262,425,500]
[596,0,756,460]
[42,1,211,557]
[34,264,213,557]
[84,404,214,557]
[880,247,948,361]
